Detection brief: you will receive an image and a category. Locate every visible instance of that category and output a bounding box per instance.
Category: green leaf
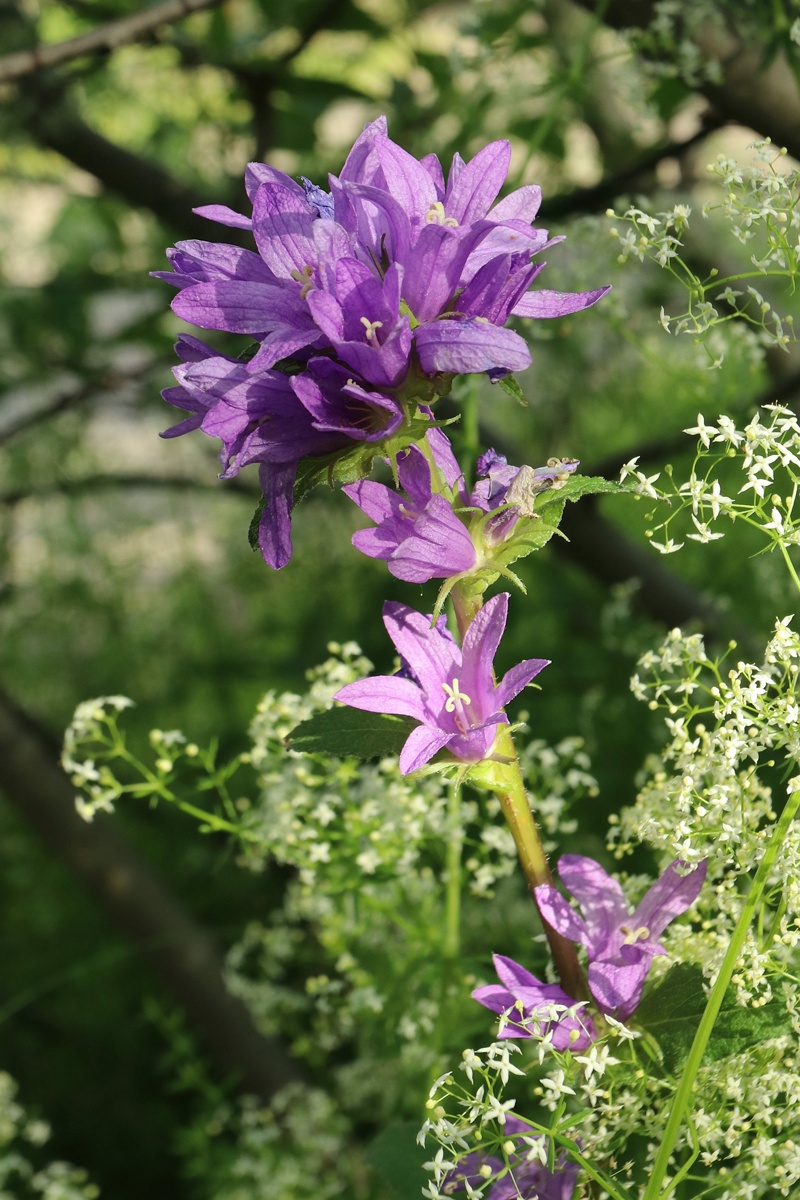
[287,706,416,760]
[636,963,794,1072]
[365,1122,430,1200]
[534,473,631,510]
[494,374,527,405]
[293,442,383,507]
[247,495,266,551]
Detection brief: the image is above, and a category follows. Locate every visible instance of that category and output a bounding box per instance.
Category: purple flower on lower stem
[535,856,708,1020]
[334,592,548,774]
[471,955,596,1051]
[343,431,581,582]
[443,1120,579,1200]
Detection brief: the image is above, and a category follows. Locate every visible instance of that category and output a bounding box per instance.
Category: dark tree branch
[539,115,725,222]
[0,0,222,83]
[0,471,257,508]
[0,366,157,447]
[0,685,299,1101]
[25,93,230,239]
[553,498,756,652]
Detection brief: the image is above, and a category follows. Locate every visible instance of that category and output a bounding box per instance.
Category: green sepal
[494,373,527,406]
[236,340,262,363]
[286,706,417,760]
[247,494,267,551]
[472,473,633,579]
[635,962,794,1072]
[293,411,438,506]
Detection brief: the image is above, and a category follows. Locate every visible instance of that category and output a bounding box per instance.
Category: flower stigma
[289,264,315,298]
[360,316,384,344]
[442,678,473,733]
[425,201,458,227]
[620,924,651,945]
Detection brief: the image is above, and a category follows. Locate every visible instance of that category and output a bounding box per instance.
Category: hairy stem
[490,724,588,1001]
[451,584,587,1000]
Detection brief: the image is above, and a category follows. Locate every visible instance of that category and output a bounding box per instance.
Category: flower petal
[192,204,252,229]
[534,884,590,946]
[445,140,511,224]
[414,318,531,376]
[588,953,652,1021]
[382,602,460,696]
[495,657,549,710]
[257,460,297,569]
[460,593,509,711]
[632,859,707,939]
[335,675,427,721]
[398,723,451,774]
[512,286,611,318]
[556,855,629,950]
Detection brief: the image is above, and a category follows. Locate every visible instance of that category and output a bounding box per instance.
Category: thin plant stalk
[643,785,800,1200]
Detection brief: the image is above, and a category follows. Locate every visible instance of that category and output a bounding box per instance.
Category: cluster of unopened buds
[157,117,708,1200]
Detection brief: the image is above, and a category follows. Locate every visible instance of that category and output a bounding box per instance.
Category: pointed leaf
[494,373,527,405]
[636,963,794,1072]
[365,1123,430,1200]
[248,494,267,551]
[287,706,417,760]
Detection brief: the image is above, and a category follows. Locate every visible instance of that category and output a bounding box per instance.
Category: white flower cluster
[0,1071,97,1200]
[188,1085,353,1200]
[630,404,800,565]
[623,0,727,87]
[62,694,134,821]
[420,1022,642,1200]
[609,142,800,366]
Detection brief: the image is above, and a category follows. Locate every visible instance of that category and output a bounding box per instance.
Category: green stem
[491,724,587,1002]
[444,782,463,960]
[779,540,800,597]
[643,785,800,1200]
[459,380,480,489]
[451,584,586,1001]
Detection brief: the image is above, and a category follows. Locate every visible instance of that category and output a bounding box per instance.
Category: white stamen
[360,316,383,344]
[442,679,473,733]
[425,201,458,228]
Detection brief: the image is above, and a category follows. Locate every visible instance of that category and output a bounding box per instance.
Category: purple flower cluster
[473,855,707,1034]
[156,117,608,566]
[443,1119,579,1200]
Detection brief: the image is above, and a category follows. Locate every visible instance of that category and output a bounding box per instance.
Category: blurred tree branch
[577,0,800,160]
[20,78,234,238]
[0,685,300,1101]
[0,0,223,83]
[0,458,753,647]
[0,472,256,507]
[539,115,725,221]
